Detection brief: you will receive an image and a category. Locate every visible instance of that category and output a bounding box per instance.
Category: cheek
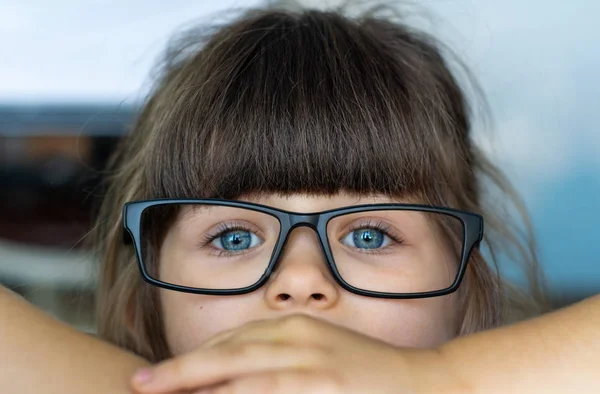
[160,291,460,354]
[348,293,459,348]
[160,289,261,355]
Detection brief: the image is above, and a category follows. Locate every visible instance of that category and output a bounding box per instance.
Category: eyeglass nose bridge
[278,212,325,254]
[288,212,320,228]
[265,212,331,276]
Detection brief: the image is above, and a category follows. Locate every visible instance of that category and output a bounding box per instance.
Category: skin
[0,286,149,394]
[133,314,447,394]
[130,293,600,394]
[158,193,460,357]
[0,257,598,393]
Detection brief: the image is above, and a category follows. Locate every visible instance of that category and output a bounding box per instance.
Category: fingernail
[133,368,153,385]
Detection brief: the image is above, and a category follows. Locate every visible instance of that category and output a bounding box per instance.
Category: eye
[212,228,262,251]
[341,227,392,250]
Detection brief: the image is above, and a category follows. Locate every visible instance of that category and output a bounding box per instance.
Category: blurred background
[0,0,598,331]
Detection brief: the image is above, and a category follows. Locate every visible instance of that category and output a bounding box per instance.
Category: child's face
[158,193,460,355]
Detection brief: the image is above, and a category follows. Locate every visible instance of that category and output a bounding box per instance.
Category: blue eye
[342,228,391,250]
[212,230,261,251]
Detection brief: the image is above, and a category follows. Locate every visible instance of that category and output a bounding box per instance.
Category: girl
[93,1,545,363]
[3,2,597,394]
[93,0,543,387]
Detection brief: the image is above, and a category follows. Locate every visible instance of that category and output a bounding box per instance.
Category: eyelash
[198,223,261,257]
[197,220,404,257]
[344,220,405,249]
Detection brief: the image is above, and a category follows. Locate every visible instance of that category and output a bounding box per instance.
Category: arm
[128,294,600,394]
[438,293,600,394]
[0,285,149,394]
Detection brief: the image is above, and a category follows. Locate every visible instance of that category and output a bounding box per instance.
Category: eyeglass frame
[122,198,484,299]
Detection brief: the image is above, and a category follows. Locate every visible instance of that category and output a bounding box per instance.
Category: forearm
[439,294,600,394]
[0,285,149,393]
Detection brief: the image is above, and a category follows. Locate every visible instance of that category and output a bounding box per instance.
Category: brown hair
[92,2,547,362]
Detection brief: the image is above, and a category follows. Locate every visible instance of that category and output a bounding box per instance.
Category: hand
[130,314,456,394]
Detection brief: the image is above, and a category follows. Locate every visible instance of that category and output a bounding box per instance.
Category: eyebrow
[177,204,212,223]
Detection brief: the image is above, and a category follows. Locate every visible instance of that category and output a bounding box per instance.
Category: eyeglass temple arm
[122,226,133,245]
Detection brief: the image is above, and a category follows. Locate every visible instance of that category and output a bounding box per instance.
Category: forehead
[177,191,421,216]
[244,192,420,212]
[172,192,428,229]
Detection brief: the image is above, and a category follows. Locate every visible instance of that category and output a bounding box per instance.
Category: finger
[201,325,285,350]
[132,342,327,393]
[202,315,331,349]
[199,320,264,348]
[193,370,341,394]
[199,318,271,349]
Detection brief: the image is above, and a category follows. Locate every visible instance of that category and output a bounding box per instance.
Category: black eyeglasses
[123,199,483,299]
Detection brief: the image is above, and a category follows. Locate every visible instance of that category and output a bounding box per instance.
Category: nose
[263,226,340,311]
